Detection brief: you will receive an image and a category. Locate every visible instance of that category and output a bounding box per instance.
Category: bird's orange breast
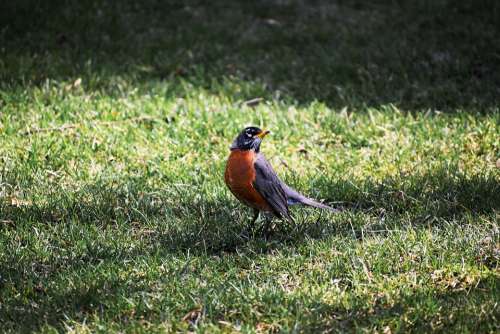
[224,150,271,211]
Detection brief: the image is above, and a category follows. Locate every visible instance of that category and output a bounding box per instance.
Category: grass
[0,0,499,332]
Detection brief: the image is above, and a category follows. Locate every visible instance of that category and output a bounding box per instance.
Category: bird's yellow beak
[256,130,270,139]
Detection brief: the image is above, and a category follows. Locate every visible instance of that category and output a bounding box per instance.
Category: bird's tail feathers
[300,197,339,212]
[283,184,340,213]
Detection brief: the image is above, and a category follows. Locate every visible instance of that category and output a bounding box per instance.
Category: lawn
[0,0,499,332]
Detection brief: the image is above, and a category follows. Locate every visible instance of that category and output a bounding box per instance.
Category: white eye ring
[246,132,252,137]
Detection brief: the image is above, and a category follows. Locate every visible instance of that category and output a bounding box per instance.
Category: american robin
[224,126,337,225]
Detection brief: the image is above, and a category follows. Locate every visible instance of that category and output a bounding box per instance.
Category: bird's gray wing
[253,154,292,221]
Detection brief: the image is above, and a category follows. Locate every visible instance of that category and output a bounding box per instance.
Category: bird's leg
[242,209,260,239]
[249,209,260,232]
[258,213,275,238]
[262,220,272,238]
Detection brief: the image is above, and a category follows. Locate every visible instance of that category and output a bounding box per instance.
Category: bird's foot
[258,220,277,239]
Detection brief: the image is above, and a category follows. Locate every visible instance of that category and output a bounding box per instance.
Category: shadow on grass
[1,0,500,111]
[1,168,498,331]
[0,270,147,332]
[2,167,498,255]
[1,250,498,332]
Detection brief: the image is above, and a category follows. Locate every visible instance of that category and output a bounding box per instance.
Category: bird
[224,126,338,227]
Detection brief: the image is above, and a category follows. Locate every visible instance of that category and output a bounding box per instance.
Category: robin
[224,126,337,225]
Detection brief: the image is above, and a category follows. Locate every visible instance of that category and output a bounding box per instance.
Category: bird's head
[230,126,270,152]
